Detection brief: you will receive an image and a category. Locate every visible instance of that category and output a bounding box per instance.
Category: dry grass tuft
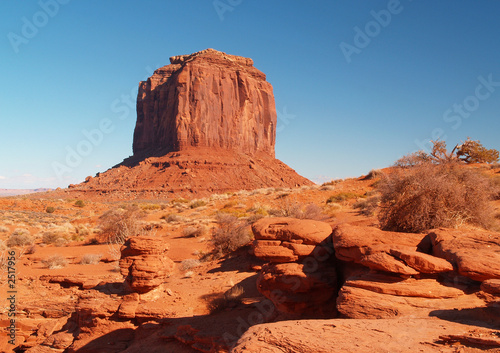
[42,255,68,269]
[80,254,102,265]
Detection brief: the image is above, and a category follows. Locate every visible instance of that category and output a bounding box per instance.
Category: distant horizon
[2,1,499,189]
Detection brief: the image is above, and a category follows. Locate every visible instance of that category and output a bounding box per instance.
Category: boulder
[481,279,500,296]
[337,285,485,319]
[253,217,332,245]
[430,228,500,281]
[389,248,453,274]
[333,224,451,276]
[252,217,333,263]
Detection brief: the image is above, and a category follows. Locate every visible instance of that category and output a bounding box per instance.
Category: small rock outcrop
[332,224,499,320]
[119,236,175,293]
[252,217,337,315]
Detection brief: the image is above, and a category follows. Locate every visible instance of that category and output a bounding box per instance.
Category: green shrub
[74,200,85,208]
[326,192,363,204]
[189,199,207,209]
[46,206,56,214]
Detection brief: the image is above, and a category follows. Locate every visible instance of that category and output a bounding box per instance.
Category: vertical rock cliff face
[133,49,277,157]
[68,49,312,200]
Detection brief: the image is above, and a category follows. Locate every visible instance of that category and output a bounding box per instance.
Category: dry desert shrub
[364,169,384,180]
[269,199,324,220]
[42,255,68,269]
[74,200,85,208]
[181,258,201,271]
[210,214,253,257]
[0,225,9,233]
[7,230,33,248]
[326,192,364,204]
[42,231,69,246]
[98,205,145,244]
[182,225,207,238]
[353,195,380,216]
[206,285,245,314]
[161,213,185,223]
[80,253,102,265]
[189,199,207,209]
[378,162,495,233]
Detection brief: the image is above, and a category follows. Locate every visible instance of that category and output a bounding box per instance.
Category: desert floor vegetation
[378,161,496,233]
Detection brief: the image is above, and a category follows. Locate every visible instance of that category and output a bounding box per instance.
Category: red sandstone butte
[133,48,276,157]
[64,49,311,199]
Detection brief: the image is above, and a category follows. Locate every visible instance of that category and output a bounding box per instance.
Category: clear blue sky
[1,0,499,189]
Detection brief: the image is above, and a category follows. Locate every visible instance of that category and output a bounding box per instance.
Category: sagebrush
[378,162,495,232]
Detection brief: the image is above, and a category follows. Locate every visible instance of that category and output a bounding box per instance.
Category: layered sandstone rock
[429,228,500,281]
[332,224,493,321]
[252,217,337,315]
[119,236,175,293]
[232,318,500,352]
[257,262,337,315]
[64,49,312,199]
[134,49,276,157]
[333,224,452,276]
[252,217,333,263]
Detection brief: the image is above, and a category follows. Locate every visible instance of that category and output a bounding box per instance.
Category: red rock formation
[232,318,500,352]
[119,236,175,293]
[429,228,500,281]
[134,49,276,157]
[251,217,337,315]
[61,49,312,199]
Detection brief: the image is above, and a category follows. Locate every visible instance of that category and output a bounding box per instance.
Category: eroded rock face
[65,49,312,200]
[333,224,451,276]
[231,318,500,353]
[252,217,333,263]
[252,217,337,315]
[257,262,337,315]
[133,48,276,157]
[119,236,175,293]
[430,228,500,281]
